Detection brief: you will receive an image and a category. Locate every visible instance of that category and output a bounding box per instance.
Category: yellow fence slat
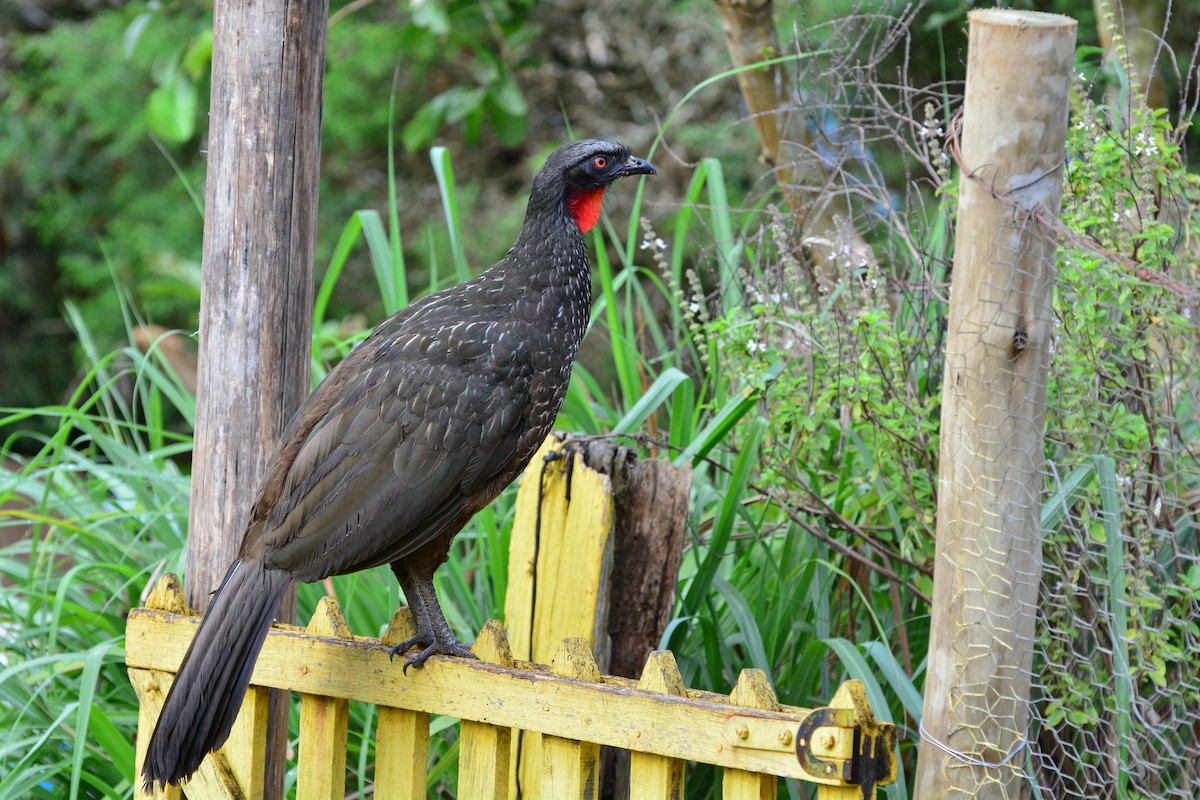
[375,706,430,799]
[505,435,615,666]
[629,651,687,800]
[540,639,603,800]
[722,670,781,800]
[132,576,187,800]
[130,667,269,800]
[505,436,615,799]
[298,597,351,800]
[459,621,515,800]
[375,609,431,800]
[130,574,270,800]
[131,668,182,800]
[127,608,839,781]
[127,576,895,799]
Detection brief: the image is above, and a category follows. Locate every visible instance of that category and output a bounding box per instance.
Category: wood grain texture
[605,452,691,681]
[298,599,351,800]
[375,706,430,800]
[126,607,843,781]
[541,639,603,800]
[722,670,781,800]
[628,652,687,800]
[505,436,616,668]
[915,9,1076,800]
[459,621,515,800]
[188,1,327,795]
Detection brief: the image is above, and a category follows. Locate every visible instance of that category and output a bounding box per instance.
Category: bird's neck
[494,206,593,336]
[508,205,590,279]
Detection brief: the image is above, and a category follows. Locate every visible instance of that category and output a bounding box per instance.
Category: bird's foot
[388,634,476,674]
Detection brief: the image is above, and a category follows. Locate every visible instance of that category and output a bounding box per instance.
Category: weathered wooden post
[915,10,1075,800]
[504,435,692,798]
[186,1,328,796]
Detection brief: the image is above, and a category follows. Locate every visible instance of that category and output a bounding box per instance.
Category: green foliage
[1033,81,1200,796]
[0,3,210,429]
[7,2,1200,795]
[0,309,193,800]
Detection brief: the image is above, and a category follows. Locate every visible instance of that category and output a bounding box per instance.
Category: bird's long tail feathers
[142,559,290,790]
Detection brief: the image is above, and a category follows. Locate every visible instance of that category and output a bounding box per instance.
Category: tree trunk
[914,10,1075,800]
[186,1,327,796]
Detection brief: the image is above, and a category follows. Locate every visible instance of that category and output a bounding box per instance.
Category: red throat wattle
[568,187,606,233]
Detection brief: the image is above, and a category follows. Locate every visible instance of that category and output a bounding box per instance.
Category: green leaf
[314,213,365,328]
[411,0,450,35]
[441,86,487,124]
[181,30,213,79]
[682,416,766,612]
[673,387,758,467]
[612,367,689,435]
[430,146,470,283]
[485,92,527,147]
[123,11,154,59]
[489,72,526,118]
[401,100,443,153]
[714,576,771,676]
[145,72,196,143]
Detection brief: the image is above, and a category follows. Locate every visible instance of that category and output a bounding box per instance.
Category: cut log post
[186,0,328,796]
[915,9,1076,800]
[504,435,691,799]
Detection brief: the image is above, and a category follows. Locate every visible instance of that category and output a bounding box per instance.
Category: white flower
[746,339,766,355]
[1134,129,1158,157]
[688,302,701,314]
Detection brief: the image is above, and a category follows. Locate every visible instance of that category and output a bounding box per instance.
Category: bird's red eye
[593,156,607,169]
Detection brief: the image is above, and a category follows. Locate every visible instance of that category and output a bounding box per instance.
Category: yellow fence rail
[127,574,896,799]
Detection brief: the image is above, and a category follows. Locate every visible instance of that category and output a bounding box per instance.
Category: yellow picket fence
[127,440,896,798]
[127,573,895,799]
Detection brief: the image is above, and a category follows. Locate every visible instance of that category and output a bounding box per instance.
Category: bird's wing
[239,315,533,580]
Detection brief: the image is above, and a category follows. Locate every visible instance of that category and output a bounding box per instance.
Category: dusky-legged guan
[143,140,655,789]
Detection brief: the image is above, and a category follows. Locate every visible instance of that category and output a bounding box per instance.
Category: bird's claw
[388,636,476,674]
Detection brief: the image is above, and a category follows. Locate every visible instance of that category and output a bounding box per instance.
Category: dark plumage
[141,140,655,789]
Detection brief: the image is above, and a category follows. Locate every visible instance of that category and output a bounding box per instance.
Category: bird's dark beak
[616,155,656,177]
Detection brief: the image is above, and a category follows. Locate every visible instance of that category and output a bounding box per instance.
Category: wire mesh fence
[695,4,1200,797]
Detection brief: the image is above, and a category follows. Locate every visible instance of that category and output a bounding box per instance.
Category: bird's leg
[387,562,476,672]
[388,563,436,662]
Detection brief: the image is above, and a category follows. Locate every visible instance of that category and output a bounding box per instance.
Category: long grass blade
[672,387,758,467]
[430,146,470,283]
[612,367,689,435]
[1096,455,1131,797]
[682,416,766,611]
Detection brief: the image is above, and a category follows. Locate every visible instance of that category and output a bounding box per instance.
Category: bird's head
[529,139,656,234]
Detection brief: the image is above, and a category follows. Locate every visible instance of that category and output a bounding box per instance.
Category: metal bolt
[778,730,793,747]
[825,763,835,774]
[735,725,749,740]
[821,733,837,750]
